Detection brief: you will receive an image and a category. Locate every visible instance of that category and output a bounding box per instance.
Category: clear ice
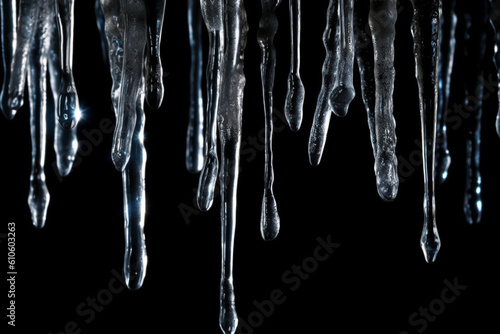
[491,0,500,136]
[410,0,441,263]
[197,0,224,212]
[284,0,304,131]
[186,0,205,174]
[0,0,16,119]
[257,0,281,241]
[98,0,149,290]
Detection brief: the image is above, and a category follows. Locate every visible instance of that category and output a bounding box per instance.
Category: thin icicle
[186,0,205,173]
[257,0,281,241]
[490,0,500,136]
[435,0,455,184]
[197,0,224,211]
[284,0,304,131]
[0,0,17,119]
[330,0,355,117]
[460,1,488,224]
[218,1,248,333]
[26,0,52,229]
[308,0,338,166]
[369,0,399,202]
[145,0,166,110]
[409,0,441,263]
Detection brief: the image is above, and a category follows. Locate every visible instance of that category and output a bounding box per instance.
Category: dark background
[2,1,500,333]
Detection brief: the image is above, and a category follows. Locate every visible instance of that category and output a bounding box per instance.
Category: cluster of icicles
[2,1,500,333]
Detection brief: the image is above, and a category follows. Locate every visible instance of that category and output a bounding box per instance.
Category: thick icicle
[7,0,40,116]
[369,0,399,202]
[186,0,205,173]
[435,0,455,184]
[55,0,80,130]
[460,1,488,224]
[354,0,376,157]
[308,0,338,166]
[0,0,17,119]
[409,0,441,263]
[330,0,355,117]
[48,10,78,177]
[145,0,166,110]
[26,0,52,229]
[197,0,224,211]
[257,0,281,241]
[217,1,248,333]
[99,0,149,290]
[284,0,304,131]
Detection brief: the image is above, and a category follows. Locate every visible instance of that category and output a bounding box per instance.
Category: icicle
[257,0,281,241]
[284,0,304,131]
[7,0,40,116]
[0,0,17,119]
[409,0,441,263]
[460,1,488,224]
[368,0,398,202]
[308,0,338,166]
[491,0,500,136]
[95,0,109,66]
[354,0,376,157]
[218,1,248,333]
[197,0,224,211]
[330,0,355,117]
[435,0,455,184]
[26,0,52,229]
[55,0,80,130]
[48,9,78,177]
[186,0,205,173]
[145,0,166,110]
[99,0,148,290]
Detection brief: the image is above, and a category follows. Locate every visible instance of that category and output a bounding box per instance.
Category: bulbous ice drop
[308,0,338,166]
[435,0,455,184]
[257,0,281,241]
[218,0,248,332]
[7,0,40,116]
[284,0,304,131]
[369,0,399,202]
[197,0,224,211]
[410,0,441,263]
[27,0,52,229]
[55,0,81,130]
[329,0,355,117]
[186,0,205,174]
[461,0,487,224]
[354,0,376,157]
[145,0,166,110]
[0,0,17,119]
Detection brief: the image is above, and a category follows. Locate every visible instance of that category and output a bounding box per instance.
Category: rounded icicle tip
[260,189,280,241]
[219,278,238,334]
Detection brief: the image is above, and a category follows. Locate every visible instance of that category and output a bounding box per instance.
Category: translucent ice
[0,0,16,119]
[186,0,205,173]
[409,0,441,263]
[257,0,282,241]
[197,0,224,211]
[368,0,399,202]
[217,1,248,332]
[491,0,500,136]
[308,0,338,166]
[284,0,304,131]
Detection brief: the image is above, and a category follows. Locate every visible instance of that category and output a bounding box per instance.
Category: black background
[2,1,500,333]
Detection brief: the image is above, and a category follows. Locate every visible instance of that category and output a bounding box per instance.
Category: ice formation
[3,0,500,332]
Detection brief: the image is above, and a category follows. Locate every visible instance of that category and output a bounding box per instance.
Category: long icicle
[0,0,17,119]
[284,0,304,131]
[197,0,224,211]
[218,1,248,333]
[186,0,205,173]
[308,0,338,166]
[369,0,399,202]
[257,0,281,241]
[410,0,442,263]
